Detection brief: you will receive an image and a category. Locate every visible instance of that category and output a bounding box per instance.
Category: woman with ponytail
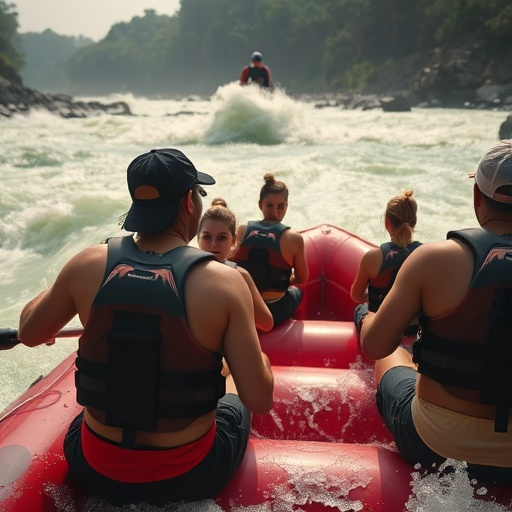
[351,190,421,333]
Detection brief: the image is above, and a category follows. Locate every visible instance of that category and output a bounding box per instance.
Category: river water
[0,82,509,510]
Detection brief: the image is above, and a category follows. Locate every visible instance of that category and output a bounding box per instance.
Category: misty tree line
[1,0,511,95]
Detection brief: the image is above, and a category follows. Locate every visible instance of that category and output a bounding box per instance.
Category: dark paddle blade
[0,328,19,349]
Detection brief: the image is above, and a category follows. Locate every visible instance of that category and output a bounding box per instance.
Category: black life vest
[247,65,270,88]
[368,241,422,312]
[75,237,225,447]
[412,228,512,432]
[233,221,292,293]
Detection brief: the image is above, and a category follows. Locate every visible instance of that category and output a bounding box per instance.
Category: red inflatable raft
[1,225,511,511]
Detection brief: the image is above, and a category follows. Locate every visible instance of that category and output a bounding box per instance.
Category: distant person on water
[17,148,273,507]
[360,140,512,482]
[239,51,272,89]
[198,197,274,332]
[499,114,512,140]
[231,173,309,326]
[351,190,421,334]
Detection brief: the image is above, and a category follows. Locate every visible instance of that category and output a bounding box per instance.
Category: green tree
[0,0,24,71]
[20,30,93,92]
[427,0,512,43]
[59,0,512,96]
[66,10,178,94]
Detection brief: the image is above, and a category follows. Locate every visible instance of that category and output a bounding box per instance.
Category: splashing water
[406,459,511,512]
[203,83,305,145]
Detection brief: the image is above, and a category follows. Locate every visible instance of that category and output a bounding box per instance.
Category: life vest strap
[481,288,512,432]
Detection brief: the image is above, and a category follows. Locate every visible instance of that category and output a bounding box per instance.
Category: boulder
[0,62,133,118]
[499,115,512,140]
[379,95,411,112]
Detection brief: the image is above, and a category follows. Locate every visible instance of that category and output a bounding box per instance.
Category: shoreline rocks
[0,65,133,119]
[1,55,511,117]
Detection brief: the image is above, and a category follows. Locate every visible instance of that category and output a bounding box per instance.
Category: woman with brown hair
[231,173,309,326]
[198,197,273,332]
[351,190,421,332]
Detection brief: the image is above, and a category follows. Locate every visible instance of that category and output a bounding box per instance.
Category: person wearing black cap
[239,51,272,89]
[360,139,512,482]
[17,148,274,506]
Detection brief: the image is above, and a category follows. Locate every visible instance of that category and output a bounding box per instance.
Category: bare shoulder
[396,238,474,298]
[236,265,250,279]
[68,242,108,263]
[403,239,474,318]
[61,243,108,278]
[356,247,383,278]
[362,246,382,264]
[284,227,303,239]
[187,259,246,293]
[282,227,305,248]
[404,238,470,268]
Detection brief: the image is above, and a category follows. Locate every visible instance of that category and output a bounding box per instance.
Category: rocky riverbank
[0,61,132,118]
[293,38,512,113]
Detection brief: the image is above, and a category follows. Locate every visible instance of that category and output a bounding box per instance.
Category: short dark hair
[480,191,512,214]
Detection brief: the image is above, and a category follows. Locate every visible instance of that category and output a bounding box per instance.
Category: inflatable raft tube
[260,319,362,368]
[296,224,374,322]
[252,365,394,445]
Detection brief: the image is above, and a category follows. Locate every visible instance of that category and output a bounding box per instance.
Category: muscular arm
[18,244,107,347]
[19,264,78,347]
[220,271,274,414]
[350,248,382,303]
[186,262,273,415]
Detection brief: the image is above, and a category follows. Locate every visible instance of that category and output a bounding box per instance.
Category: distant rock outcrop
[0,61,132,118]
[379,95,411,112]
[499,115,512,140]
[363,39,512,110]
[405,41,512,109]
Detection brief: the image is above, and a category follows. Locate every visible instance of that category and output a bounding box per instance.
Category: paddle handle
[0,326,82,349]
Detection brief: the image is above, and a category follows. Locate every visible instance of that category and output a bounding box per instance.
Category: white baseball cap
[469,139,512,203]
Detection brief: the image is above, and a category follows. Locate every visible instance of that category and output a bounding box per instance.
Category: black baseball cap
[123,148,215,233]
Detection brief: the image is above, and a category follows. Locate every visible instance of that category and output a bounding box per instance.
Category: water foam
[406,460,511,512]
[203,83,306,145]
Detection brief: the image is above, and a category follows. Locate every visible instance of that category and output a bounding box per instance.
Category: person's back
[360,140,512,482]
[351,190,421,332]
[231,173,308,326]
[18,149,274,506]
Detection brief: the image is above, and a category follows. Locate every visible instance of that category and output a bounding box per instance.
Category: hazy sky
[13,0,181,40]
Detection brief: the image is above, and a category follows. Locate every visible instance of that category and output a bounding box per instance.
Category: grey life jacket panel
[413,228,512,432]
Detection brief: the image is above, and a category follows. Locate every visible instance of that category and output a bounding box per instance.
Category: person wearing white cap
[17,148,274,506]
[239,51,272,89]
[360,139,512,482]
